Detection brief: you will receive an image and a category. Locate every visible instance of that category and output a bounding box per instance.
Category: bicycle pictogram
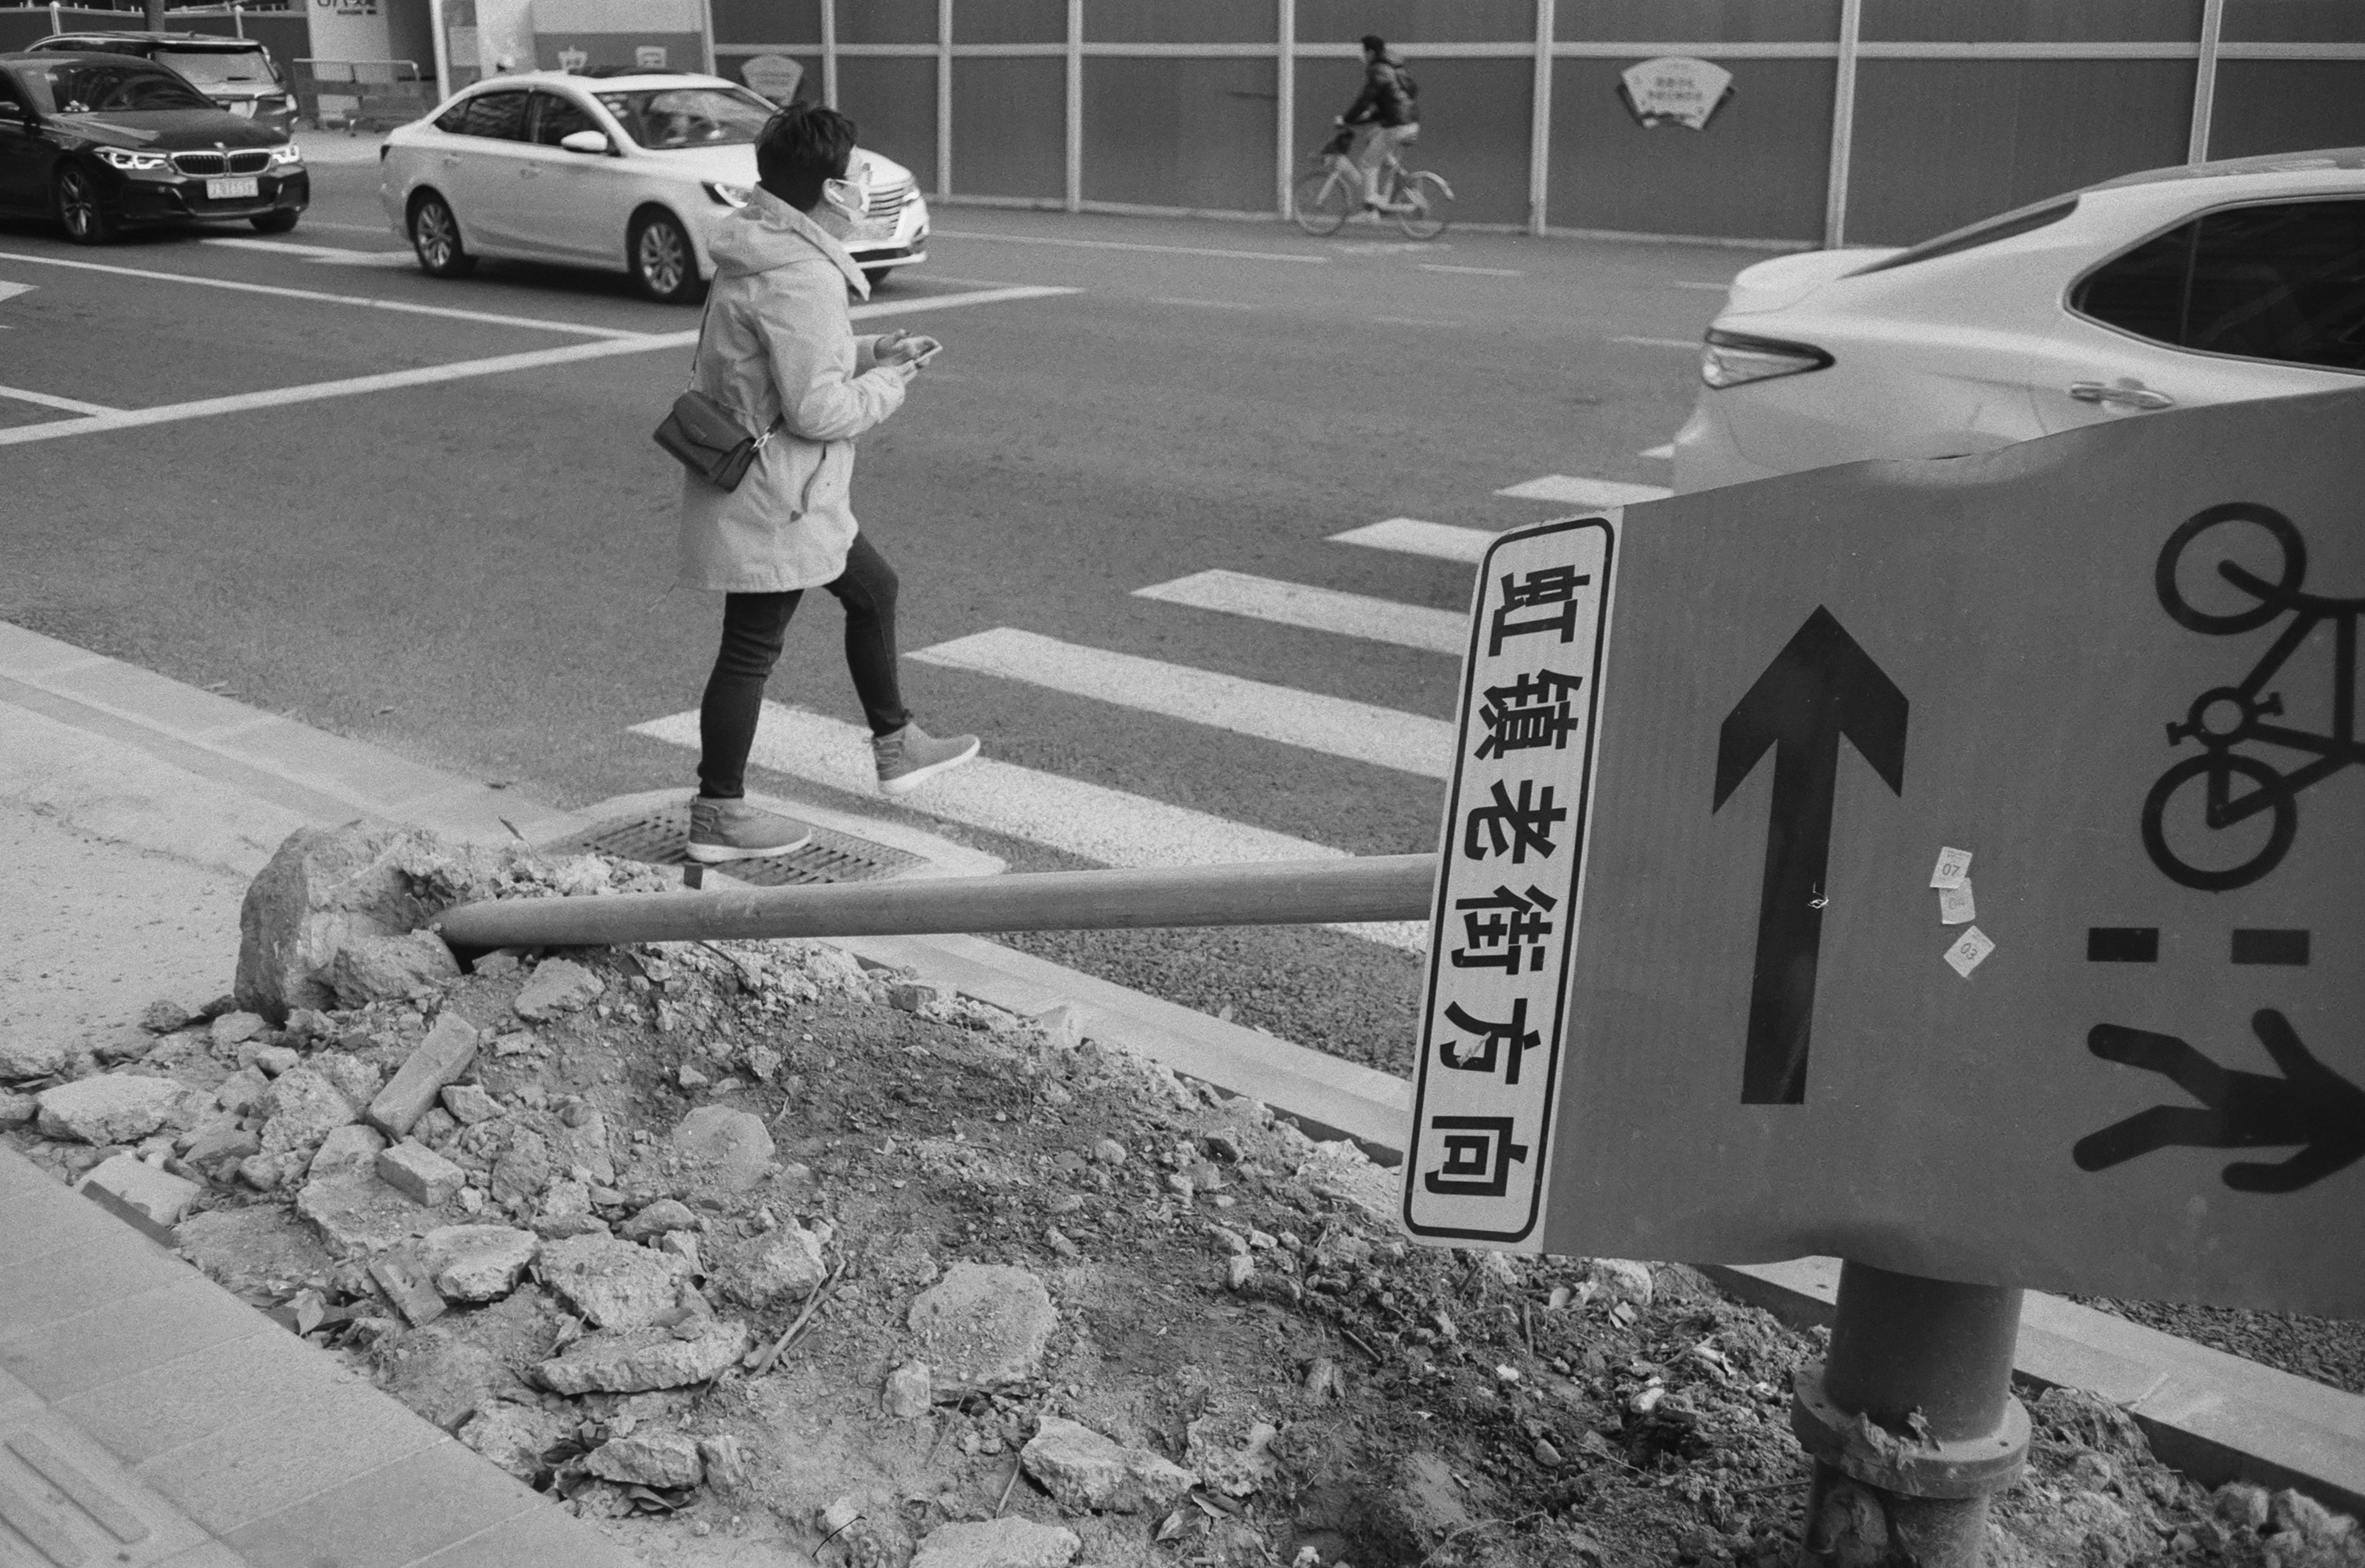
[2143,502,2365,891]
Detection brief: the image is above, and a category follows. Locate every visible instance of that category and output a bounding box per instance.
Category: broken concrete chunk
[910,1518,1081,1568]
[0,1092,39,1128]
[439,1083,500,1125]
[460,1402,572,1482]
[368,1245,449,1326]
[882,1361,933,1418]
[36,1075,183,1145]
[235,824,491,1020]
[329,929,461,1009]
[717,1220,825,1309]
[669,1106,775,1194]
[141,999,198,1034]
[513,958,602,1022]
[259,1066,359,1156]
[365,1014,478,1139]
[376,1140,466,1206]
[907,1263,1057,1396]
[490,1127,552,1206]
[209,1011,268,1049]
[421,1223,538,1302]
[618,1198,699,1242]
[215,1067,271,1117]
[309,1052,384,1112]
[95,1026,158,1066]
[182,1117,261,1167]
[584,1431,703,1488]
[1583,1258,1655,1309]
[309,1123,389,1181]
[0,1032,70,1084]
[1020,1417,1197,1515]
[78,1152,202,1231]
[697,1434,749,1492]
[378,1322,523,1427]
[295,1170,432,1258]
[536,1233,686,1329]
[536,1318,747,1394]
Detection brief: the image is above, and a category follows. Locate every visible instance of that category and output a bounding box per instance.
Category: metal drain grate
[550,803,925,887]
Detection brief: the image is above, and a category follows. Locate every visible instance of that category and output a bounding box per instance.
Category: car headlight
[703,182,752,208]
[94,146,170,172]
[1700,328,1833,389]
[269,141,303,167]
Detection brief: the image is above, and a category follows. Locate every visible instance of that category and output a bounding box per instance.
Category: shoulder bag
[654,292,780,491]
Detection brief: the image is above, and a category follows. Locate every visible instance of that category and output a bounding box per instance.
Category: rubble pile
[3,823,2360,1568]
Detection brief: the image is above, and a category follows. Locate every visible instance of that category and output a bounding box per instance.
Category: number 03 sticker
[1403,517,1617,1245]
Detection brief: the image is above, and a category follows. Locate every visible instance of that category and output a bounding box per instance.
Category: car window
[455,89,531,141]
[12,61,212,114]
[1851,197,2079,276]
[153,48,280,87]
[529,90,599,147]
[2073,200,2365,373]
[595,86,775,148]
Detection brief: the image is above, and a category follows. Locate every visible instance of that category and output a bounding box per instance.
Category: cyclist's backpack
[1393,63,1419,106]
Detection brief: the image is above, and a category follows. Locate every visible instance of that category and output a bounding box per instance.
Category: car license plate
[207,176,260,200]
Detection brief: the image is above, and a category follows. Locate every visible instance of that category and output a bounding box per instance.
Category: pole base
[1790,1362,2029,1567]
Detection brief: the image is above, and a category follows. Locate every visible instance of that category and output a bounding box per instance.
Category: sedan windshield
[153,48,280,86]
[14,60,213,114]
[596,87,775,149]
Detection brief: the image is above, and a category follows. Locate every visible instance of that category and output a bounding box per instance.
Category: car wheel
[630,210,702,304]
[250,208,300,234]
[409,192,475,278]
[54,165,112,245]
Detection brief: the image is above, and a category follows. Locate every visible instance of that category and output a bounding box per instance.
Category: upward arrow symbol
[1713,607,1910,1104]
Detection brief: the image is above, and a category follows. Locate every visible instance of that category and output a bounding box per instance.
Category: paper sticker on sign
[1943,926,1995,978]
[1618,57,1735,131]
[1404,517,1617,1245]
[1939,880,1976,925]
[1929,846,1972,889]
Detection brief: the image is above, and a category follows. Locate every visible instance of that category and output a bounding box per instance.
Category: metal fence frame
[713,0,2365,246]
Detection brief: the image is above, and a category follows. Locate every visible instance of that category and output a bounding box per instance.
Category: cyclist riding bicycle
[1338,33,1419,214]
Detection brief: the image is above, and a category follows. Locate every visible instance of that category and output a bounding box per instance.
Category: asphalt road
[0,155,1743,1074]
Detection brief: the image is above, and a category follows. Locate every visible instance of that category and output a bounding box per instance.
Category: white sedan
[1673,149,2365,491]
[378,70,928,303]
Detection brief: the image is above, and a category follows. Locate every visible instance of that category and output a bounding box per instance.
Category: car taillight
[1700,328,1833,389]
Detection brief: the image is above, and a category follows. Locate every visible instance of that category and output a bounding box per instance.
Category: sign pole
[1791,1262,2029,1568]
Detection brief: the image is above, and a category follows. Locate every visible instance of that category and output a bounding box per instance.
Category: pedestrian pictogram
[2143,503,2365,891]
[1395,388,2363,1318]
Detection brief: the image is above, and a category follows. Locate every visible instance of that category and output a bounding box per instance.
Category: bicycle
[2141,501,2364,891]
[1291,128,1453,240]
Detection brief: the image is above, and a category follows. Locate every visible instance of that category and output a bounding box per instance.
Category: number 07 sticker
[1402,517,1617,1246]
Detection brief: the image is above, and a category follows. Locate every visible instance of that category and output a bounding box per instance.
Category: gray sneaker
[872,721,980,797]
[686,795,816,863]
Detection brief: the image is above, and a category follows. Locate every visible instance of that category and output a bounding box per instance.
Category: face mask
[819,163,871,223]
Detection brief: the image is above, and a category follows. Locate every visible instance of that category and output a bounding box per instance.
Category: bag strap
[683,282,786,440]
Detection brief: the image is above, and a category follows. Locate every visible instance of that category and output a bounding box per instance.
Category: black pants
[697,533,909,800]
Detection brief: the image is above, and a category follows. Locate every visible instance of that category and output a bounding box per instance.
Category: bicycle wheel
[2155,502,2305,635]
[2140,751,2297,891]
[1292,170,1353,236]
[1396,171,1453,240]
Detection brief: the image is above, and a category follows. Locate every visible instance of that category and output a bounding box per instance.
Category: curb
[7,616,2361,1522]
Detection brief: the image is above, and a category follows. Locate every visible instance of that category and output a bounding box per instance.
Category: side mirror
[0,102,28,126]
[558,128,610,155]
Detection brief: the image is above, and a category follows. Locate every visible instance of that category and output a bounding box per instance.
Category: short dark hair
[755,103,858,210]
[1361,34,1386,53]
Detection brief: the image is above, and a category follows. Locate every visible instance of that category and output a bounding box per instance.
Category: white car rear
[1674,150,2365,491]
[378,71,927,303]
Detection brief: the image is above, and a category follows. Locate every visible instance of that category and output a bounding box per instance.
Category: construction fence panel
[1845,58,2197,246]
[836,0,933,48]
[1297,0,1531,46]
[2208,60,2365,159]
[2222,0,2364,41]
[957,0,1062,46]
[836,54,936,194]
[1086,0,1270,46]
[952,54,1066,203]
[1859,0,2201,42]
[1083,55,1276,213]
[1556,0,1840,42]
[1548,55,1832,243]
[709,0,819,48]
[1289,52,1533,228]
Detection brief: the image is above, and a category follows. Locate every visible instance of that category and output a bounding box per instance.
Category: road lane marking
[1498,474,1671,506]
[935,228,1328,265]
[0,249,649,338]
[1612,335,1700,349]
[301,219,401,234]
[0,285,1078,447]
[1150,296,1257,310]
[0,384,120,416]
[854,285,1080,319]
[1326,518,1495,563]
[202,237,413,267]
[1419,263,1520,277]
[1135,569,1464,655]
[910,626,1453,780]
[630,702,1426,951]
[0,282,31,304]
[1673,280,1730,291]
[1641,443,1675,460]
[1371,315,1458,327]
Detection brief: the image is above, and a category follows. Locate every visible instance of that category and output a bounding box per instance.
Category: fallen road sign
[1403,387,2364,1317]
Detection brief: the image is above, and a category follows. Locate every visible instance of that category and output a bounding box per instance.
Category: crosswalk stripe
[630,703,1427,951]
[1326,517,1496,564]
[910,627,1453,779]
[1497,474,1672,506]
[1134,569,1464,655]
[202,237,412,267]
[1641,442,1675,460]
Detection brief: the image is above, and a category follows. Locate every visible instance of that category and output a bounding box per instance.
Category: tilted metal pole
[432,853,1436,952]
[1792,1262,2028,1567]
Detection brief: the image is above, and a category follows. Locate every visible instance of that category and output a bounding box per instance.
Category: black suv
[0,51,306,241]
[26,31,294,136]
